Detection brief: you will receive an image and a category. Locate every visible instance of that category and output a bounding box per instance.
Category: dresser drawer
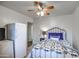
[0,40,14,58]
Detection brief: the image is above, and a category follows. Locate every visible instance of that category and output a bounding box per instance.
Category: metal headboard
[47,27,67,40]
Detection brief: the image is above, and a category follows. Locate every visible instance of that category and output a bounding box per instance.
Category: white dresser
[0,40,14,58]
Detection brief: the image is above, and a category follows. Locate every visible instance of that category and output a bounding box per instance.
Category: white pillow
[50,37,59,41]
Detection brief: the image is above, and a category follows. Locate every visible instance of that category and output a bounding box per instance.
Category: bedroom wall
[0,5,33,28]
[33,15,73,45]
[72,6,79,50]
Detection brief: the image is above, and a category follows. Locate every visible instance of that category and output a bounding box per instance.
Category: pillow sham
[50,37,59,42]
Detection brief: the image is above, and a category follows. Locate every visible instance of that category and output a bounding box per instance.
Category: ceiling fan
[27,1,55,16]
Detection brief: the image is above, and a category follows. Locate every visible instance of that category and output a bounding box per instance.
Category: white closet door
[14,23,27,58]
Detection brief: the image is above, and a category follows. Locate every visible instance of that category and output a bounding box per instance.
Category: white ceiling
[0,1,79,18]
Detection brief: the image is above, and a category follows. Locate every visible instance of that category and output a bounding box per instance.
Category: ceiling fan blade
[46,5,54,9]
[43,5,54,13]
[27,9,38,14]
[34,1,39,5]
[27,10,34,11]
[34,1,43,7]
[46,13,50,15]
[44,11,50,15]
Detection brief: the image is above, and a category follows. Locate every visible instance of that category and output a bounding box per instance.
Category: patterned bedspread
[28,39,79,58]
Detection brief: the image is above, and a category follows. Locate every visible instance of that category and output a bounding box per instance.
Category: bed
[28,27,79,58]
